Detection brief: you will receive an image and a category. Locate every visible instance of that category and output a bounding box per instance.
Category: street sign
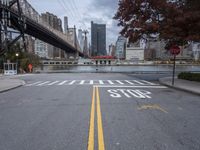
[170,45,180,55]
[170,45,180,85]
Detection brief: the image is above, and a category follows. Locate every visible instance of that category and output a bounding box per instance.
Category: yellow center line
[88,87,95,150]
[96,87,105,150]
[88,86,105,150]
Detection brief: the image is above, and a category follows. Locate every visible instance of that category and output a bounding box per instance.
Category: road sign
[170,45,180,85]
[170,45,180,55]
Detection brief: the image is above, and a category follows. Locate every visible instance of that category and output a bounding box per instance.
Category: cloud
[81,0,122,46]
[27,0,122,49]
[92,0,118,11]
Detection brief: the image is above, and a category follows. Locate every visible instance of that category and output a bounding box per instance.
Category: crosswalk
[25,80,158,87]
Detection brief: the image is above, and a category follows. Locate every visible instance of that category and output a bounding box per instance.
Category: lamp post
[15,53,19,74]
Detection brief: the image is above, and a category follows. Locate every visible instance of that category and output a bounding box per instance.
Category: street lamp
[15,53,19,74]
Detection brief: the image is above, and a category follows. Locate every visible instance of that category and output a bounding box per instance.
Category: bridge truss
[0,0,83,56]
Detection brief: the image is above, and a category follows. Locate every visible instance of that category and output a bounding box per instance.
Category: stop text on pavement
[107,89,152,99]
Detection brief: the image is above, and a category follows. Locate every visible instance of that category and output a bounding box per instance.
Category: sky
[27,0,122,50]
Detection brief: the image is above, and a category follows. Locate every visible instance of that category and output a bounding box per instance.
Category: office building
[35,12,64,59]
[91,21,106,56]
[115,36,126,59]
[34,39,48,58]
[83,31,89,57]
[108,44,116,57]
[78,29,84,52]
[64,16,69,34]
[41,12,63,32]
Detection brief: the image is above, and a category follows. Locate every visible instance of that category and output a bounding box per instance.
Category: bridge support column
[0,0,9,55]
[0,0,27,55]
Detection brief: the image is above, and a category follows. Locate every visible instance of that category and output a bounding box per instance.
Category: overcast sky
[27,0,122,49]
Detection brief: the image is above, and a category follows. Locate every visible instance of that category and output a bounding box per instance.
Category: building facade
[34,12,64,59]
[64,16,68,34]
[41,12,63,32]
[115,36,126,59]
[145,38,166,60]
[78,29,84,52]
[108,44,116,57]
[34,39,48,58]
[145,37,193,61]
[190,42,200,61]
[83,32,89,57]
[126,41,144,61]
[91,21,106,56]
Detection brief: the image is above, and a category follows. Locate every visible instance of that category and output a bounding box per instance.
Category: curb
[159,78,200,96]
[0,80,26,93]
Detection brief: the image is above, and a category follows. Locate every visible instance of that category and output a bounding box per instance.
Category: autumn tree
[114,0,200,48]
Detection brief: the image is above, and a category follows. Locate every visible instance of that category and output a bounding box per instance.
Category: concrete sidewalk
[0,76,25,93]
[159,77,200,95]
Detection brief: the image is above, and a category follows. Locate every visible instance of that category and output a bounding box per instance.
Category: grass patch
[178,72,200,82]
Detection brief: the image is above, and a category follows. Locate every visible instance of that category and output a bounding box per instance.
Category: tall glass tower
[91,21,106,56]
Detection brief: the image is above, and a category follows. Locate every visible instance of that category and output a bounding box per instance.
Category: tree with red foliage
[114,0,200,48]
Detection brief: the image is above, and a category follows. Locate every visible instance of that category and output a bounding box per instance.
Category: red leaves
[114,0,200,43]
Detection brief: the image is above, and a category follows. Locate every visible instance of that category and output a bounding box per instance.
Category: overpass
[0,0,84,57]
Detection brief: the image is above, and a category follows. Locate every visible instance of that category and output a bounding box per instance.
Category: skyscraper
[39,12,63,59]
[41,12,62,32]
[64,16,68,34]
[115,36,126,59]
[78,29,84,52]
[91,21,106,56]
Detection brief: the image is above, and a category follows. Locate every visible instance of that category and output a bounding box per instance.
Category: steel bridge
[0,0,84,56]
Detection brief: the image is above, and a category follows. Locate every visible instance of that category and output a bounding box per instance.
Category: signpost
[170,45,181,86]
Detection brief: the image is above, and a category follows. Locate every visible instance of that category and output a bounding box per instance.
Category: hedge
[178,72,200,82]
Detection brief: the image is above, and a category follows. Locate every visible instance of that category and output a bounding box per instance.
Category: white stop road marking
[107,89,152,99]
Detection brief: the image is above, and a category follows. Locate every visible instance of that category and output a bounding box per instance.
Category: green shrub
[178,72,200,82]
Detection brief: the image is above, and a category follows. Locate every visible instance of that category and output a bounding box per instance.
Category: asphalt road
[0,73,200,150]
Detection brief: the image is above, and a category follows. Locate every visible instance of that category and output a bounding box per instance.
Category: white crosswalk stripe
[25,80,158,87]
[132,80,145,85]
[125,80,134,85]
[58,80,68,85]
[140,80,156,85]
[36,81,51,86]
[89,80,94,85]
[26,81,43,86]
[48,81,60,85]
[108,80,114,85]
[80,80,85,84]
[68,80,76,85]
[115,80,124,85]
[99,80,104,84]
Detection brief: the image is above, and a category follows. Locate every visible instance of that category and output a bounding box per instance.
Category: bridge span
[0,0,84,57]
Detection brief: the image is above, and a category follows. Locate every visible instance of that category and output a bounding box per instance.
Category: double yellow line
[88,86,105,150]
